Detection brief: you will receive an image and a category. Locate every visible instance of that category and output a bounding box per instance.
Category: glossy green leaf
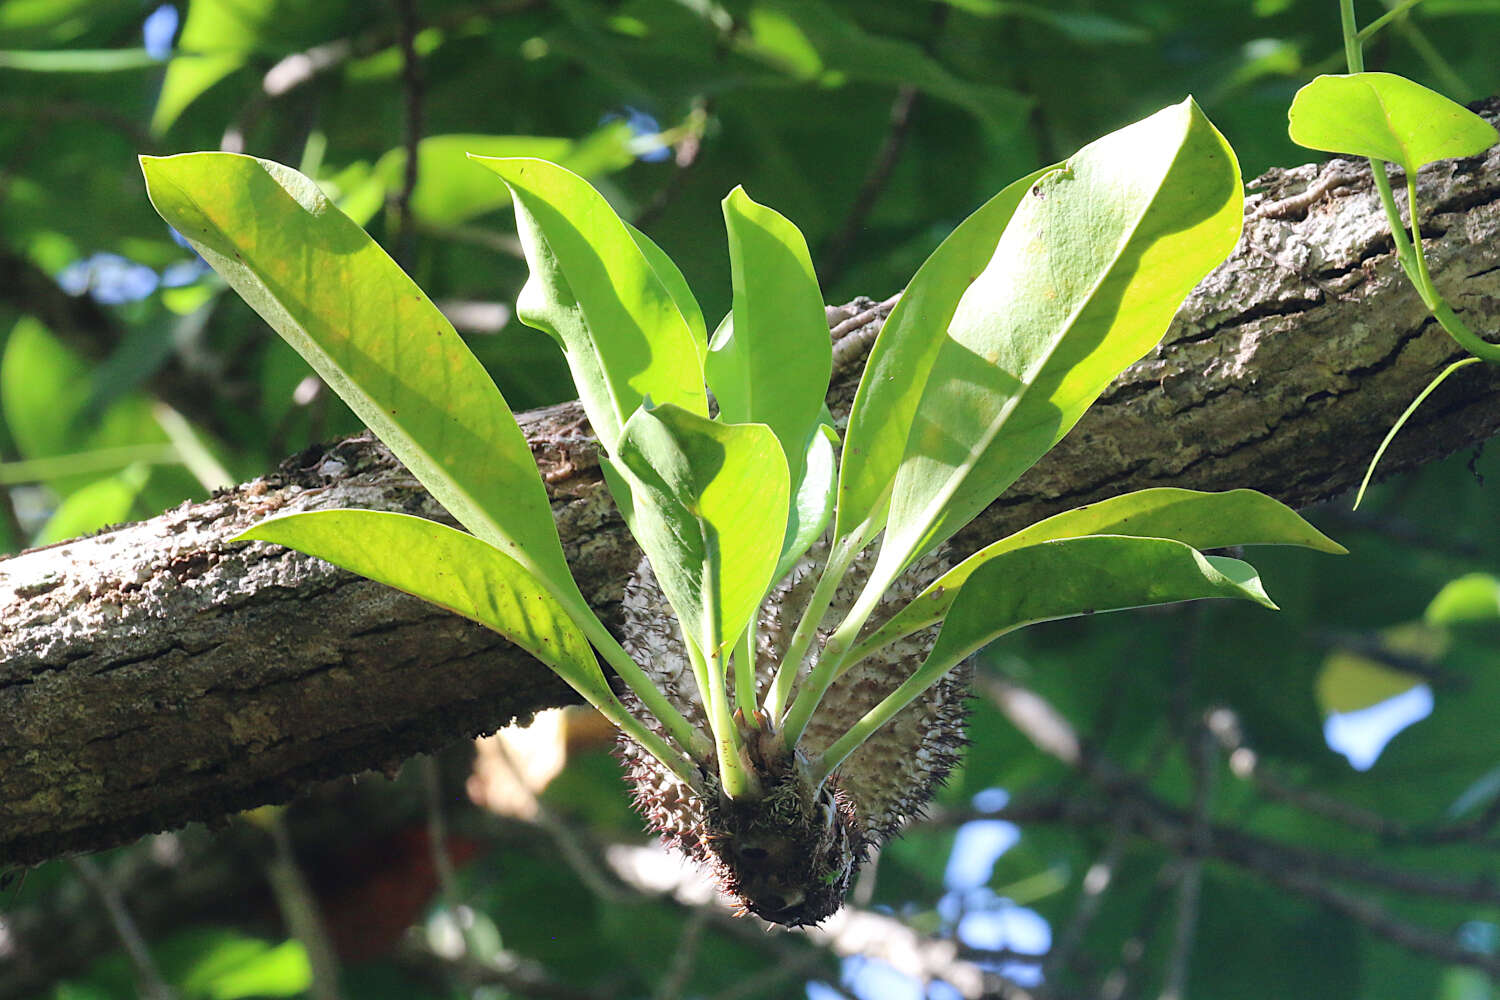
[615,403,790,657]
[868,98,1242,598]
[371,126,635,227]
[140,153,578,606]
[818,535,1273,776]
[850,488,1342,663]
[1288,73,1498,174]
[835,163,1056,545]
[710,186,831,489]
[469,156,707,455]
[236,509,618,705]
[625,220,708,356]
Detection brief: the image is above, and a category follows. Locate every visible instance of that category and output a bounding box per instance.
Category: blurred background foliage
[3,1,1500,998]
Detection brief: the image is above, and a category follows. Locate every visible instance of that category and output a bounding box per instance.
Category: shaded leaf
[851,488,1341,663]
[236,510,617,709]
[819,535,1273,775]
[615,403,789,656]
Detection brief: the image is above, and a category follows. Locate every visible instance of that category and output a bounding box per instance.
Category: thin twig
[421,756,462,909]
[264,812,346,1000]
[1044,820,1130,981]
[392,0,425,268]
[820,85,919,285]
[653,907,708,1000]
[69,856,176,1000]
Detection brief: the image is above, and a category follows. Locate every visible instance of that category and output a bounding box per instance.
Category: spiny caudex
[142,97,1343,927]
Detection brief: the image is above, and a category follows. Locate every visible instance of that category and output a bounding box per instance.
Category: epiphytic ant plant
[142,96,1342,926]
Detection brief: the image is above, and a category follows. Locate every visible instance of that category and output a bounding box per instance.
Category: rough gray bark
[6,136,1500,868]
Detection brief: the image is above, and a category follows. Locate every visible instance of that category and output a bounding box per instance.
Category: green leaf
[868,98,1242,597]
[469,156,707,455]
[625,221,708,355]
[711,186,831,488]
[933,535,1277,661]
[235,509,620,708]
[152,0,277,134]
[817,535,1274,777]
[775,419,839,581]
[737,0,1031,134]
[615,403,790,657]
[1288,72,1498,174]
[1425,572,1500,625]
[0,49,162,71]
[850,488,1342,663]
[139,153,578,607]
[371,126,635,227]
[836,162,1056,544]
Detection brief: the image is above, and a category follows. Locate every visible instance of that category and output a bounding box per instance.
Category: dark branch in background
[633,97,713,232]
[391,0,425,268]
[947,670,1500,987]
[818,85,919,286]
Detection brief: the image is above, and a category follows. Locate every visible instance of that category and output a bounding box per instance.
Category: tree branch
[7,131,1500,867]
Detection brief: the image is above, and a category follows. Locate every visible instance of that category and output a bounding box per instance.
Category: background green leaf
[1288,72,1498,173]
[371,127,636,228]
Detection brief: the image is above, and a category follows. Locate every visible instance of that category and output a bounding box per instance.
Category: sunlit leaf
[140,153,580,608]
[712,187,830,477]
[710,186,832,562]
[371,126,635,227]
[866,98,1242,600]
[836,163,1055,544]
[470,156,707,455]
[615,403,789,656]
[1289,72,1498,173]
[236,510,619,708]
[850,488,1341,663]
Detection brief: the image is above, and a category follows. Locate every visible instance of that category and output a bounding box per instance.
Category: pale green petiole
[808,642,971,787]
[763,529,864,725]
[687,631,758,799]
[585,616,713,761]
[779,575,886,750]
[732,624,758,729]
[1354,356,1482,508]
